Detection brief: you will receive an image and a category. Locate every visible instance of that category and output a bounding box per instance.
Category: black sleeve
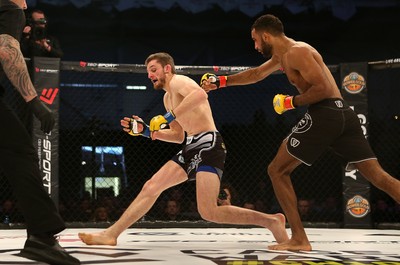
[47,36,64,58]
[20,35,31,57]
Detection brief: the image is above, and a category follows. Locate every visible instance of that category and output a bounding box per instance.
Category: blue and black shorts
[171,131,226,181]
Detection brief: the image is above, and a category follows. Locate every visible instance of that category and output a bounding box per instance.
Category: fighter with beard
[78,52,289,246]
[201,14,400,251]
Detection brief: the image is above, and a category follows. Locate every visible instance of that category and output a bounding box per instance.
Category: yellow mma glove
[200,73,227,88]
[150,111,176,131]
[273,94,296,114]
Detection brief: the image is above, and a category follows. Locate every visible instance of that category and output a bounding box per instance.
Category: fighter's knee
[267,161,279,179]
[268,161,292,182]
[197,205,217,222]
[141,179,161,197]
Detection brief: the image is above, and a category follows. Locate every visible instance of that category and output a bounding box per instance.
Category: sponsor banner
[72,61,254,75]
[340,62,371,227]
[31,57,60,207]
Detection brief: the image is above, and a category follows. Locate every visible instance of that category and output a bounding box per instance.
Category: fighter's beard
[153,77,166,90]
[261,41,273,59]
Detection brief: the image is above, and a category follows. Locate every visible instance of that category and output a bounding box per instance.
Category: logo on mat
[40,88,59,104]
[292,113,312,134]
[346,195,370,218]
[342,72,366,94]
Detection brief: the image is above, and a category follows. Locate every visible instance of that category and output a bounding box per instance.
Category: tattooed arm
[0,34,55,133]
[0,34,37,102]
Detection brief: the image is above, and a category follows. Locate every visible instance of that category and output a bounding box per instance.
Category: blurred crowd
[2,183,399,225]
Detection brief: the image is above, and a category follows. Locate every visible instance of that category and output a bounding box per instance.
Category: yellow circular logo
[346,195,370,218]
[342,72,366,94]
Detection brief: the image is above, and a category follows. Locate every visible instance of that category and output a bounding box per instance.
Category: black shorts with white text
[286,98,376,170]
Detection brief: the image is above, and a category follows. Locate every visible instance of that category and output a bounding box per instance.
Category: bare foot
[78,231,117,246]
[268,238,312,251]
[268,213,289,243]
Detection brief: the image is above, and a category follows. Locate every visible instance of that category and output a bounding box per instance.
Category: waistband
[186,131,219,145]
[310,98,350,110]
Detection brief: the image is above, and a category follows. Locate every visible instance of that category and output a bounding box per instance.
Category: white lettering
[43,159,51,171]
[357,113,368,138]
[97,63,119,68]
[44,149,51,161]
[42,138,52,195]
[43,170,51,182]
[345,170,357,180]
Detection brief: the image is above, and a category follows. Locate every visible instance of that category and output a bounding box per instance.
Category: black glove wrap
[28,96,55,134]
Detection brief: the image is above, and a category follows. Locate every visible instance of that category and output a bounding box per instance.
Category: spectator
[0,199,24,224]
[97,196,118,221]
[168,187,188,214]
[254,198,269,213]
[181,200,201,220]
[243,201,256,210]
[162,199,183,221]
[21,9,63,58]
[298,198,318,222]
[169,187,183,202]
[57,202,71,222]
[218,182,239,206]
[318,196,342,222]
[146,196,167,221]
[92,206,110,223]
[74,199,93,222]
[372,199,393,223]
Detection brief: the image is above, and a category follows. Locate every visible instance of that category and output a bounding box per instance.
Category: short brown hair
[145,52,176,74]
[251,14,284,36]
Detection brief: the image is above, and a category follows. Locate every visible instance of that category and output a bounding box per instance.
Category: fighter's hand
[150,111,175,131]
[200,73,227,92]
[273,94,296,114]
[121,116,150,138]
[28,96,55,134]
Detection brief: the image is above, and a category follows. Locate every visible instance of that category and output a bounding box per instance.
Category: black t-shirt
[0,0,26,41]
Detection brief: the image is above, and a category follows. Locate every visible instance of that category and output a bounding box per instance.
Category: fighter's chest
[165,93,183,110]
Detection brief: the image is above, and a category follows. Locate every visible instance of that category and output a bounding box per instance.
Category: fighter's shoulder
[289,42,312,53]
[171,74,198,87]
[173,74,194,81]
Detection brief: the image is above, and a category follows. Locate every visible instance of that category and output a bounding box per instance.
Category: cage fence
[0,60,399,228]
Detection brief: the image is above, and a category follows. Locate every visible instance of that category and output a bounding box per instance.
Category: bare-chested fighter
[78,52,288,246]
[200,14,400,251]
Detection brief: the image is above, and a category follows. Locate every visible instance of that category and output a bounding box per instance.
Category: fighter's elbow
[196,88,208,101]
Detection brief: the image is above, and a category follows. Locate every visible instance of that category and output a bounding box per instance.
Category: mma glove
[128,118,150,138]
[150,111,175,131]
[273,94,296,114]
[200,73,227,88]
[27,96,55,134]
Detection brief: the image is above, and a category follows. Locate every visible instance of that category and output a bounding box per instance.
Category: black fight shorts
[171,131,226,181]
[286,98,376,170]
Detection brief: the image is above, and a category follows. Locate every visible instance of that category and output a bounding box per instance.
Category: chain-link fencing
[1,60,399,228]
